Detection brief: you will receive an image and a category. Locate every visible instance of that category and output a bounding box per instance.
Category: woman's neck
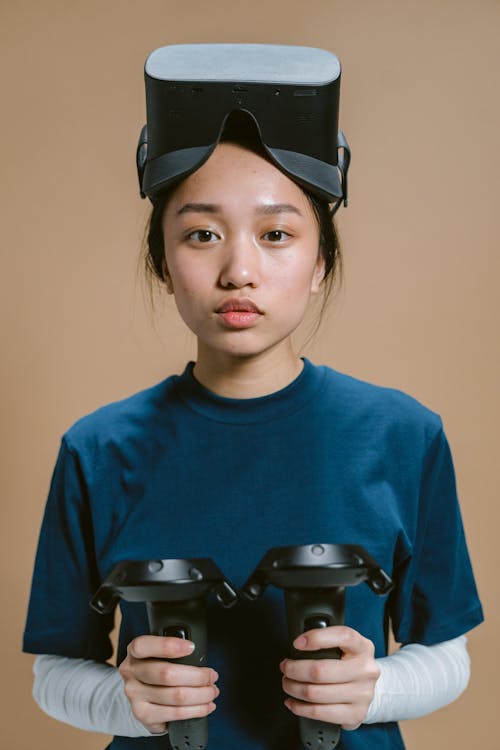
[193,345,304,399]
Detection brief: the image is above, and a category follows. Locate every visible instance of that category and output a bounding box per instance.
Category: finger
[146,723,168,735]
[128,635,196,660]
[128,683,220,708]
[280,655,378,685]
[284,698,365,730]
[293,626,374,657]
[282,676,362,705]
[129,660,218,688]
[133,699,217,728]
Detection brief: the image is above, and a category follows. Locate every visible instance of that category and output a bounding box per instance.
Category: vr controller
[91,546,392,750]
[242,544,393,750]
[91,558,237,750]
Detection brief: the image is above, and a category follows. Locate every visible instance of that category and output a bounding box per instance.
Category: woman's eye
[188,230,217,243]
[263,230,290,242]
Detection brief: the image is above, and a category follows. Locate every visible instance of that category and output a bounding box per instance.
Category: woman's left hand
[280,625,380,730]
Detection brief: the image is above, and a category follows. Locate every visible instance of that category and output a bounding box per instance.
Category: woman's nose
[218,237,260,289]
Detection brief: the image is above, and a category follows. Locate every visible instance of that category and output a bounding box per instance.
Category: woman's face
[161,142,324,367]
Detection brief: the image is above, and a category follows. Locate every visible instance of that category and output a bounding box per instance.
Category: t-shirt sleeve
[390,422,484,646]
[23,437,114,661]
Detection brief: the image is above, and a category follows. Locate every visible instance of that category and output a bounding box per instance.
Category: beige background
[1,1,498,748]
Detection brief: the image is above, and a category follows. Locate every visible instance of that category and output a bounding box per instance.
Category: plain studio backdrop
[1,1,498,748]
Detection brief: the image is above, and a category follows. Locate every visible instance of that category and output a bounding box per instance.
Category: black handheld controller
[242,544,393,750]
[91,558,237,750]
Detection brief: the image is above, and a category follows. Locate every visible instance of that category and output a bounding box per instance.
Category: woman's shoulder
[315,361,444,437]
[61,374,179,454]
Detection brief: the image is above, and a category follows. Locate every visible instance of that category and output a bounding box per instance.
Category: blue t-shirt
[23,360,483,750]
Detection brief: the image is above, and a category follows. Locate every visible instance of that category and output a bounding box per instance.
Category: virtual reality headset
[137,44,351,211]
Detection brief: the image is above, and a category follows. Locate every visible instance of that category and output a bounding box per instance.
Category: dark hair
[143,111,342,314]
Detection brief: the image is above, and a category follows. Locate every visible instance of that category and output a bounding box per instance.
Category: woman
[23,45,483,750]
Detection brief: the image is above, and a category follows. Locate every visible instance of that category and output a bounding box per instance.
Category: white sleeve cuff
[32,654,167,737]
[364,635,470,724]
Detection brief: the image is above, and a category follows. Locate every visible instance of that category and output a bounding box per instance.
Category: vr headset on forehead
[137,44,351,212]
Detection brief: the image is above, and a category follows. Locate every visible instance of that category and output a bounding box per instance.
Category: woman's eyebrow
[176,202,304,217]
[256,203,303,216]
[177,203,220,215]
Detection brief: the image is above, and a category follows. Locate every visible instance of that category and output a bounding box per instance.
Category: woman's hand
[119,635,219,735]
[280,625,380,731]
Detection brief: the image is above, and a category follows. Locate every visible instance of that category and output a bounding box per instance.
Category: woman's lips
[216,298,263,329]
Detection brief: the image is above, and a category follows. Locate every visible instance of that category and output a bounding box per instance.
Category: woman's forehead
[168,142,311,212]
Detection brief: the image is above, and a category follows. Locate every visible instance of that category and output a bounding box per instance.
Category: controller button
[311,544,325,556]
[148,560,164,573]
[163,626,189,639]
[305,616,330,630]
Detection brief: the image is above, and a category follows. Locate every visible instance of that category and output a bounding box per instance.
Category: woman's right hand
[118,635,219,735]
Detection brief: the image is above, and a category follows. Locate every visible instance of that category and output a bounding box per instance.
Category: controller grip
[285,589,345,750]
[147,600,209,750]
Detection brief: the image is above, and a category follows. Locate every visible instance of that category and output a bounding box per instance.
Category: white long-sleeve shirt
[32,635,470,737]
